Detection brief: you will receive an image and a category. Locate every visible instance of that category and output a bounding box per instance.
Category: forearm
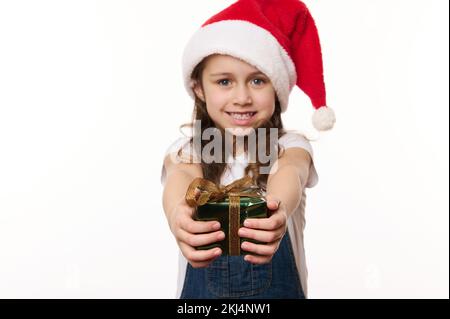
[266,164,304,218]
[162,170,198,226]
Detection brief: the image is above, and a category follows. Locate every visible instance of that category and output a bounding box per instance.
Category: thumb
[265,194,280,210]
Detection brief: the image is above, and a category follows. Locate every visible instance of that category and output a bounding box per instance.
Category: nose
[233,83,252,106]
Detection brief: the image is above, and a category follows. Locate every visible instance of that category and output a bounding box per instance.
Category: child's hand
[168,196,224,268]
[238,195,288,264]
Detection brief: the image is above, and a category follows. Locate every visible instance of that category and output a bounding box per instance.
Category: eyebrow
[208,71,266,77]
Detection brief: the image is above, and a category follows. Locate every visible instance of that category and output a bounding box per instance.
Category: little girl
[161,0,335,299]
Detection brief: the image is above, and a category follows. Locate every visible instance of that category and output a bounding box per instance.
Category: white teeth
[229,112,254,120]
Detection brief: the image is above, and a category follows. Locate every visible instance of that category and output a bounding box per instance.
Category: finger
[179,242,222,262]
[190,257,219,269]
[244,211,285,231]
[238,226,284,243]
[180,216,221,234]
[244,253,272,265]
[178,228,225,248]
[241,240,277,257]
[189,251,221,268]
[265,195,280,210]
[267,200,279,211]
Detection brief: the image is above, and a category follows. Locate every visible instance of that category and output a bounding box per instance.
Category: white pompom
[312,106,336,131]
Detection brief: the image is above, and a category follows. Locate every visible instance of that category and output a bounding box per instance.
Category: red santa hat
[181,0,336,131]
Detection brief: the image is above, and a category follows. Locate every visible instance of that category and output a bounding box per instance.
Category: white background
[0,0,448,298]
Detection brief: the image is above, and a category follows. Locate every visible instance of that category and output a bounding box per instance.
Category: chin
[226,126,255,137]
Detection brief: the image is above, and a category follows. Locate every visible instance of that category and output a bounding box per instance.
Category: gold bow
[185,175,263,207]
[185,175,264,255]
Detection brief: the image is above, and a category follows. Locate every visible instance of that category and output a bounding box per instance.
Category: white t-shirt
[160,131,319,298]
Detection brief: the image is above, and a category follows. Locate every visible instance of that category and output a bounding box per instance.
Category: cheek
[206,89,228,108]
[205,94,229,120]
[255,92,276,115]
[205,101,226,126]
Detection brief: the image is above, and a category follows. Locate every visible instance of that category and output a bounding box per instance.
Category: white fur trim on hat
[312,106,336,131]
[182,20,297,112]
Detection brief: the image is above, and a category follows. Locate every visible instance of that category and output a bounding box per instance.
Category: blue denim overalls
[180,230,305,299]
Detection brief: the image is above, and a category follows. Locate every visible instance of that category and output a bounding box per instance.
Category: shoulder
[275,131,319,188]
[279,131,314,159]
[163,135,203,162]
[164,136,191,156]
[161,136,202,184]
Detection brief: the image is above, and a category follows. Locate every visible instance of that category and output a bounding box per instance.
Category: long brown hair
[178,55,286,191]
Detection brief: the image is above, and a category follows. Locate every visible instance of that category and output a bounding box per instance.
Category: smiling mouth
[225,112,257,120]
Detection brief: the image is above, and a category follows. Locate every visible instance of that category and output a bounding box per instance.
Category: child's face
[193,54,276,134]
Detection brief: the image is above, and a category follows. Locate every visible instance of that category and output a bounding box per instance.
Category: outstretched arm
[162,154,202,230]
[239,147,311,264]
[162,154,225,268]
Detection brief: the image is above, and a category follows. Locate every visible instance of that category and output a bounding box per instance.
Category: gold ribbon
[185,175,263,255]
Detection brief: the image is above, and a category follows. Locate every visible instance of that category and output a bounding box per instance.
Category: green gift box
[185,176,268,256]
